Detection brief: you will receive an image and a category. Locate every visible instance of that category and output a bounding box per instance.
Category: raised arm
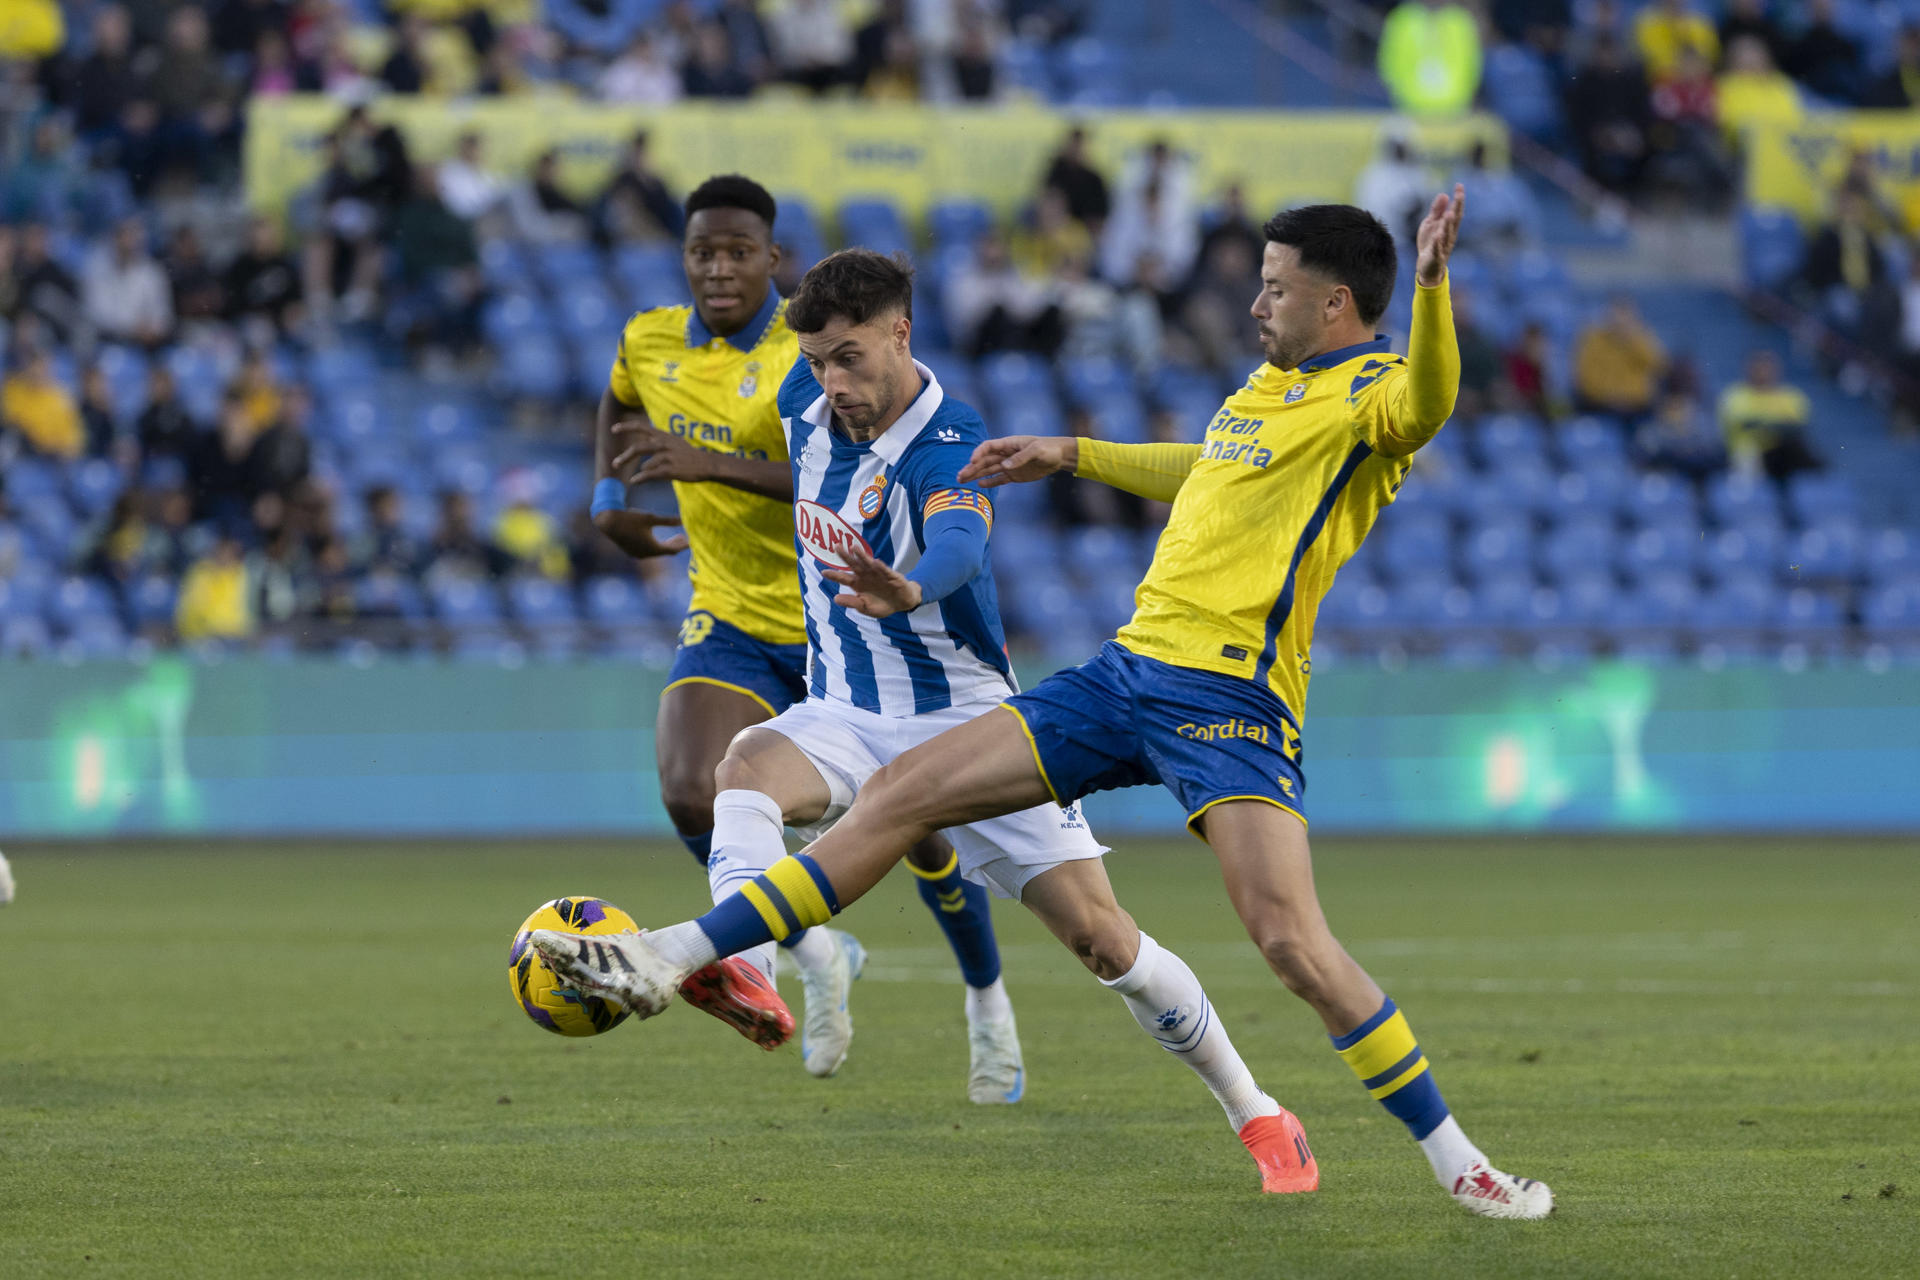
[1354,186,1465,457]
[958,436,1201,503]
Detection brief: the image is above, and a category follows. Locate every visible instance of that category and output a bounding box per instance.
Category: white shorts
[756,696,1107,901]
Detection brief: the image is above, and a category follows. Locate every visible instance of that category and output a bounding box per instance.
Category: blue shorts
[664,611,809,717]
[1003,641,1307,836]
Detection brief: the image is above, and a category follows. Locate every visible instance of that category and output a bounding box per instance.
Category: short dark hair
[786,249,915,333]
[684,174,777,231]
[1261,204,1397,327]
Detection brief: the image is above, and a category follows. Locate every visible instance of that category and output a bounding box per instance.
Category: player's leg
[903,833,1014,1091]
[706,724,868,1078]
[1007,855,1317,1192]
[532,706,1049,1012]
[655,675,770,868]
[0,849,13,906]
[1200,800,1553,1219]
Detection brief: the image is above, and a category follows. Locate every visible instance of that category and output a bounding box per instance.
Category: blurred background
[1,0,1917,838]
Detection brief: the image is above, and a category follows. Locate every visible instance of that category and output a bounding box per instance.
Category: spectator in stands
[1450,290,1502,418]
[510,149,592,245]
[1104,141,1198,284]
[1060,247,1162,374]
[1502,320,1562,419]
[351,485,423,576]
[248,383,315,502]
[1864,25,1920,109]
[682,21,756,99]
[946,235,1062,359]
[1717,0,1784,68]
[1048,407,1147,530]
[476,38,534,97]
[1193,184,1263,288]
[147,4,238,186]
[249,31,307,98]
[1492,0,1571,67]
[67,4,137,142]
[1783,0,1861,105]
[84,491,160,592]
[596,131,681,244]
[1634,391,1726,484]
[1718,350,1821,481]
[861,25,921,100]
[392,165,485,356]
[1354,129,1432,249]
[1563,34,1651,194]
[84,220,174,347]
[175,532,254,644]
[1716,35,1800,148]
[1378,0,1482,118]
[149,485,200,575]
[215,0,292,59]
[771,0,855,94]
[0,226,17,322]
[716,0,775,83]
[11,222,82,344]
[1646,46,1732,203]
[1574,295,1667,421]
[304,114,410,325]
[1043,127,1111,233]
[78,365,120,456]
[952,14,997,101]
[1012,188,1094,279]
[165,225,226,332]
[600,32,682,104]
[137,365,199,468]
[854,0,909,85]
[232,351,283,435]
[2,347,84,460]
[1634,0,1717,84]
[426,489,502,581]
[192,389,267,525]
[1166,235,1262,379]
[493,473,570,579]
[1798,189,1900,356]
[3,116,84,227]
[381,14,431,95]
[437,131,508,227]
[225,215,303,340]
[251,522,318,632]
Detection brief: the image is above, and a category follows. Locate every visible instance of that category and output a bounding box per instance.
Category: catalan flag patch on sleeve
[922,488,993,530]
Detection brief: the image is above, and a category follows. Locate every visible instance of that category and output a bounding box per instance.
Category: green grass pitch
[2,837,1915,1278]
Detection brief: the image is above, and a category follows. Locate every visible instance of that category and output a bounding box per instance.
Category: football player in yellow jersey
[556,188,1555,1216]
[588,175,1020,1093]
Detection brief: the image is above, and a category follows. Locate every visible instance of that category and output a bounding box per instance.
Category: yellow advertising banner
[1746,111,1920,226]
[244,96,1507,228]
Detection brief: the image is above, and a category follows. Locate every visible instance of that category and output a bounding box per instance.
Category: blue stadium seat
[583,574,648,626]
[1,615,53,657]
[996,37,1053,98]
[1084,396,1148,444]
[0,566,52,618]
[1630,568,1700,625]
[452,632,527,665]
[1705,473,1780,528]
[1474,413,1549,470]
[1863,580,1920,633]
[1061,356,1134,407]
[1692,574,1775,629]
[1470,570,1536,625]
[1624,471,1700,531]
[1864,526,1918,583]
[479,237,535,291]
[1559,570,1618,625]
[927,200,994,249]
[838,199,912,258]
[1501,249,1571,297]
[1376,512,1452,577]
[1701,524,1783,582]
[430,578,503,628]
[419,399,484,444]
[1537,516,1616,582]
[1316,568,1376,627]
[127,574,176,628]
[1057,36,1129,103]
[1785,473,1859,526]
[1557,415,1629,469]
[62,614,130,659]
[1739,206,1805,293]
[306,343,379,396]
[1786,520,1862,579]
[556,284,620,339]
[482,292,553,346]
[508,576,579,625]
[94,343,151,419]
[356,572,427,620]
[1620,526,1701,576]
[534,242,604,289]
[498,335,570,401]
[1553,460,1634,515]
[978,351,1056,412]
[773,196,829,271]
[68,457,126,518]
[20,496,80,562]
[1383,573,1464,628]
[1774,586,1844,635]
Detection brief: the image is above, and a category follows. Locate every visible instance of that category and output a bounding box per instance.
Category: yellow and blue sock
[909,851,1001,989]
[677,831,713,867]
[1331,996,1451,1139]
[691,853,840,958]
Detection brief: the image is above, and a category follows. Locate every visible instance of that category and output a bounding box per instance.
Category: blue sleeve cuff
[906,507,990,604]
[590,477,627,517]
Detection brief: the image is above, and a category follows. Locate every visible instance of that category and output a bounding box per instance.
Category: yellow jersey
[1086,280,1460,725]
[606,291,807,645]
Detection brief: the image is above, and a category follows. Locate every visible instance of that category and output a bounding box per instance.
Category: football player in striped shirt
[590,175,1017,1092]
[543,249,1319,1191]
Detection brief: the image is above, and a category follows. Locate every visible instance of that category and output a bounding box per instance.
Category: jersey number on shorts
[678,612,716,647]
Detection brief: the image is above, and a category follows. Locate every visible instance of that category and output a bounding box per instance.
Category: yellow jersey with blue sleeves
[1099,280,1460,725]
[607,291,807,646]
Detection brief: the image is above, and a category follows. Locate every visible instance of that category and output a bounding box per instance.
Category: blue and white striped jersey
[779,357,1013,717]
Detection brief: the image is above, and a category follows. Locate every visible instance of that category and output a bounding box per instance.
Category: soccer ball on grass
[508,896,637,1036]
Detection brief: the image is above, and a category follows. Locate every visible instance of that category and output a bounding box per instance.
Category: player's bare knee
[1249,922,1335,1000]
[711,749,760,797]
[1057,910,1136,981]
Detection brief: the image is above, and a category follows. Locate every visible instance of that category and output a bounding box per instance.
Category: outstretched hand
[956,436,1077,488]
[610,420,716,485]
[1415,183,1466,288]
[821,542,922,618]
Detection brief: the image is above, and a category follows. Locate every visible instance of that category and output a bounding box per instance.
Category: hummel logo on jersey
[660,361,680,383]
[937,886,966,913]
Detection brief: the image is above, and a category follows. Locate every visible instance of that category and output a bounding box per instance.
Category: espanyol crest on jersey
[779,357,1013,718]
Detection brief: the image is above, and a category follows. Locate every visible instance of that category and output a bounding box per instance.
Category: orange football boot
[1238,1107,1320,1193]
[677,956,796,1050]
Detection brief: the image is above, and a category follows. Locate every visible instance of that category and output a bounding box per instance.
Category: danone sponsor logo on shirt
[795,499,872,567]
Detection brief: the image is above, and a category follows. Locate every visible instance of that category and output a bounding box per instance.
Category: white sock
[1416,1114,1487,1188]
[649,919,719,972]
[964,975,1013,1024]
[780,926,837,979]
[1103,932,1281,1132]
[705,789,789,981]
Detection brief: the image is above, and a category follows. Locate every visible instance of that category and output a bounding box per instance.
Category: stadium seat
[927,200,994,249]
[533,242,604,289]
[1624,471,1700,531]
[61,614,130,660]
[773,195,829,271]
[1470,569,1535,625]
[1537,515,1617,582]
[1701,525,1783,582]
[68,457,126,518]
[356,572,428,621]
[0,615,53,657]
[1474,413,1550,470]
[1864,527,1918,583]
[429,577,503,628]
[1863,580,1920,633]
[1084,396,1148,444]
[1785,473,1860,526]
[1554,461,1634,515]
[1376,512,1453,577]
[978,352,1056,413]
[6,457,66,503]
[1061,356,1134,407]
[481,292,553,347]
[1620,526,1701,576]
[1559,570,1618,625]
[20,497,80,561]
[556,284,621,339]
[1557,415,1629,470]
[1739,206,1806,293]
[508,576,579,626]
[1705,473,1780,527]
[452,632,527,665]
[1483,43,1564,140]
[497,335,571,401]
[837,199,913,258]
[94,343,151,419]
[127,574,177,628]
[1787,522,1863,579]
[1692,574,1775,629]
[1774,586,1844,635]
[479,237,535,291]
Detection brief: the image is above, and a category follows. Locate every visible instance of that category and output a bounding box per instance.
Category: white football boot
[1449,1161,1555,1219]
[966,1008,1025,1104]
[528,928,687,1018]
[798,929,866,1078]
[0,850,13,906]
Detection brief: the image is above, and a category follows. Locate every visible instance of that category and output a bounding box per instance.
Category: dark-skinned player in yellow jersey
[587,175,1026,1100]
[543,188,1554,1216]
